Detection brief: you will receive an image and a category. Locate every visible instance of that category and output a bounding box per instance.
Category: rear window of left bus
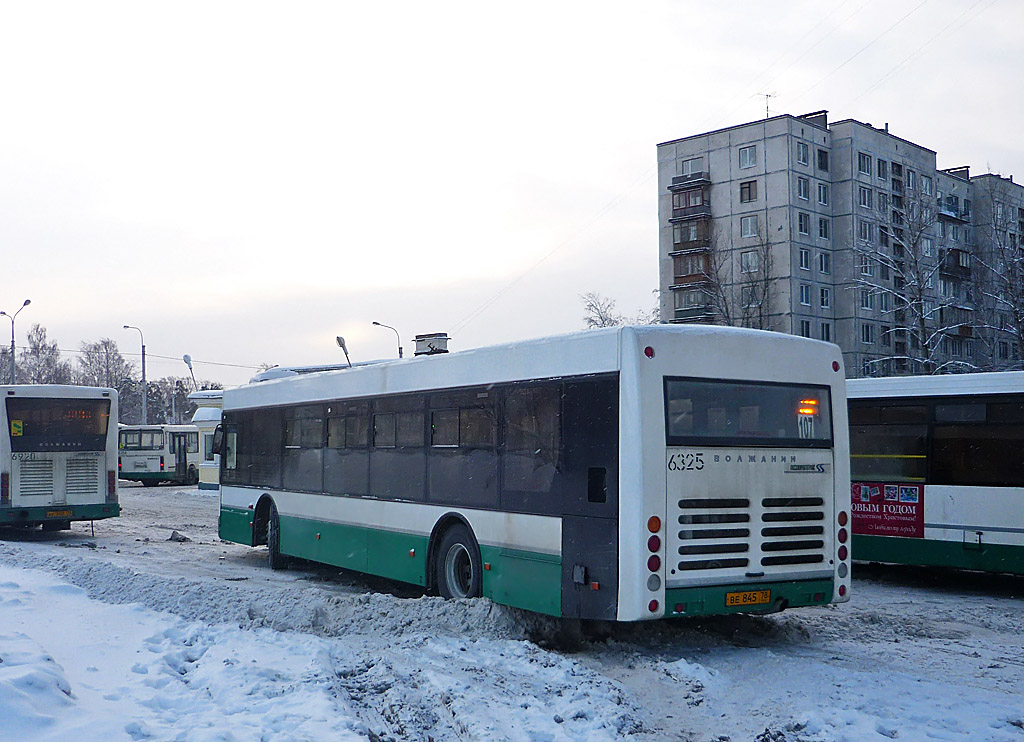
[664,378,833,448]
[6,397,111,452]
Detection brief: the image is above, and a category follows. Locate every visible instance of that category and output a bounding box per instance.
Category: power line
[55,347,260,370]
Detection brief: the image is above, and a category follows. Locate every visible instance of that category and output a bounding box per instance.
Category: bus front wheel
[267,502,289,571]
[435,525,482,599]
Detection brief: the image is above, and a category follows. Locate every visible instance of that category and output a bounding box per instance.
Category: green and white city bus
[849,371,1024,575]
[2,385,120,530]
[118,424,200,486]
[218,326,851,621]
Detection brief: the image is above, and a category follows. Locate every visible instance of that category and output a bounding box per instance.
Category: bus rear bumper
[0,503,121,526]
[663,578,835,618]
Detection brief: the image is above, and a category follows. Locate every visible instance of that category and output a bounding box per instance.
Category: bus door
[171,433,189,479]
[559,377,620,620]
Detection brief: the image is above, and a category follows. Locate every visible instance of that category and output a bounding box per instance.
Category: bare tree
[701,223,776,330]
[971,174,1024,370]
[853,184,972,375]
[17,324,74,384]
[581,291,660,328]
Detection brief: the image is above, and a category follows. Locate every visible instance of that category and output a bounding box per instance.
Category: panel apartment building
[657,111,1024,376]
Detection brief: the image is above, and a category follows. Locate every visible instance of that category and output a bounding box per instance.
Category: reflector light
[646,574,660,591]
[674,603,685,614]
[647,516,661,533]
[813,592,824,602]
[832,361,840,372]
[644,346,655,359]
[647,535,661,552]
[648,599,659,613]
[837,528,848,544]
[838,563,848,578]
[647,555,661,572]
[838,545,849,561]
[838,584,847,597]
[838,511,848,527]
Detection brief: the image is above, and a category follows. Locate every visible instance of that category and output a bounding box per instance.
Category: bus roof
[223,325,841,411]
[847,371,1024,400]
[1,385,116,399]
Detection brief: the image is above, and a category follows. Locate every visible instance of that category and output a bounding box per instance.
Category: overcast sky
[1,0,1020,386]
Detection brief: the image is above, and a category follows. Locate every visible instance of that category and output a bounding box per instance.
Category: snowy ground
[2,484,1023,741]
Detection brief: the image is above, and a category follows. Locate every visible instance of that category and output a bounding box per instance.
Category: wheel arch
[252,493,276,547]
[426,512,480,593]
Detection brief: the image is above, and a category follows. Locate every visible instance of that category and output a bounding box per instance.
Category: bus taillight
[837,511,848,527]
[160,456,165,471]
[838,545,848,561]
[1,472,9,505]
[107,471,117,503]
[647,516,661,533]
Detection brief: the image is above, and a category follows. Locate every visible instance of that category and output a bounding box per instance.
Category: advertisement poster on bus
[850,482,924,538]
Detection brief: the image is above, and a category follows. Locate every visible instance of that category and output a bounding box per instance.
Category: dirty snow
[2,483,1024,741]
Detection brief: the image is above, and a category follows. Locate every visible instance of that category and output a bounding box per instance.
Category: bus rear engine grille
[759,497,826,567]
[66,457,100,497]
[676,498,751,571]
[18,460,55,497]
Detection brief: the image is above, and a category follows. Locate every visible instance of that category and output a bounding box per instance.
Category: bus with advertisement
[1,385,120,530]
[217,326,851,621]
[848,371,1024,575]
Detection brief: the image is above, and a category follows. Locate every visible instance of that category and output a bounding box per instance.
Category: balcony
[669,172,711,190]
[669,238,711,255]
[937,203,969,222]
[939,254,971,279]
[669,203,712,222]
[672,305,715,323]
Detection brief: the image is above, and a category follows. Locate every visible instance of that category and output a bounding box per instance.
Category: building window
[799,283,811,305]
[860,290,874,310]
[673,223,698,244]
[820,287,831,309]
[799,248,811,270]
[921,175,933,195]
[674,288,706,309]
[922,237,934,257]
[674,253,707,278]
[857,220,873,242]
[959,250,970,268]
[740,250,759,273]
[797,177,809,200]
[681,157,702,176]
[907,170,916,190]
[880,293,891,312]
[879,263,890,282]
[797,141,809,165]
[741,285,760,307]
[1000,341,1010,360]
[739,145,756,169]
[878,225,889,247]
[877,192,888,212]
[818,218,830,240]
[740,180,757,203]
[881,326,891,346]
[858,152,871,175]
[861,324,875,344]
[859,254,874,276]
[798,212,810,235]
[817,183,829,205]
[877,159,887,180]
[672,189,703,208]
[820,322,832,342]
[817,149,829,172]
[818,252,830,274]
[741,214,758,238]
[858,186,873,209]
[799,320,812,338]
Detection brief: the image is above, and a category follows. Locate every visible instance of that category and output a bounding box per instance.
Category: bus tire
[142,480,159,488]
[435,524,482,599]
[188,465,198,485]
[268,502,289,571]
[41,520,70,532]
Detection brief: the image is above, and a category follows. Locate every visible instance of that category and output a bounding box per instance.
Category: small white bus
[1,385,120,530]
[118,424,200,486]
[218,326,851,620]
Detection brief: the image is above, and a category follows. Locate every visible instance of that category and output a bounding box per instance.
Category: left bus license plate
[725,589,771,607]
[46,510,72,518]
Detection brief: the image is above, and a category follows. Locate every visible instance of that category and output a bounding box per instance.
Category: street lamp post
[123,325,147,424]
[372,321,403,359]
[0,299,31,384]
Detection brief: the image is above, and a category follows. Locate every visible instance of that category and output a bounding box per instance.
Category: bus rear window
[119,430,164,450]
[6,397,111,452]
[664,378,833,447]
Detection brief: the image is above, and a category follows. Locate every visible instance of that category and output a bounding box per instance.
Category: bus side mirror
[212,425,224,456]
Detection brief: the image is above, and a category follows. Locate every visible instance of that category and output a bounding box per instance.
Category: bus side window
[211,425,224,456]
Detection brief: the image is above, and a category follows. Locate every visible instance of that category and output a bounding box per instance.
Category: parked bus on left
[1,385,120,530]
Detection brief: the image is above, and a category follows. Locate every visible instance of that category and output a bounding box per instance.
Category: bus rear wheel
[41,520,70,532]
[435,525,482,599]
[267,502,289,571]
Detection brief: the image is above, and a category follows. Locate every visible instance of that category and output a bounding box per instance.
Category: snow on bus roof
[847,370,1024,399]
[225,325,839,410]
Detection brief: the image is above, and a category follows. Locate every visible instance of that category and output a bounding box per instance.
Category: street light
[372,321,403,359]
[0,299,30,384]
[183,354,197,391]
[123,325,147,424]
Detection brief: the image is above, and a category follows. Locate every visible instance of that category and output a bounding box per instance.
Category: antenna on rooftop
[760,92,776,119]
[336,336,353,368]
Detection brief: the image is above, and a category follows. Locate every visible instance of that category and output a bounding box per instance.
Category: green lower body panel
[664,578,835,618]
[219,505,254,545]
[282,514,430,586]
[853,534,1024,575]
[1,503,120,526]
[120,472,176,481]
[480,545,562,617]
[198,482,219,491]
